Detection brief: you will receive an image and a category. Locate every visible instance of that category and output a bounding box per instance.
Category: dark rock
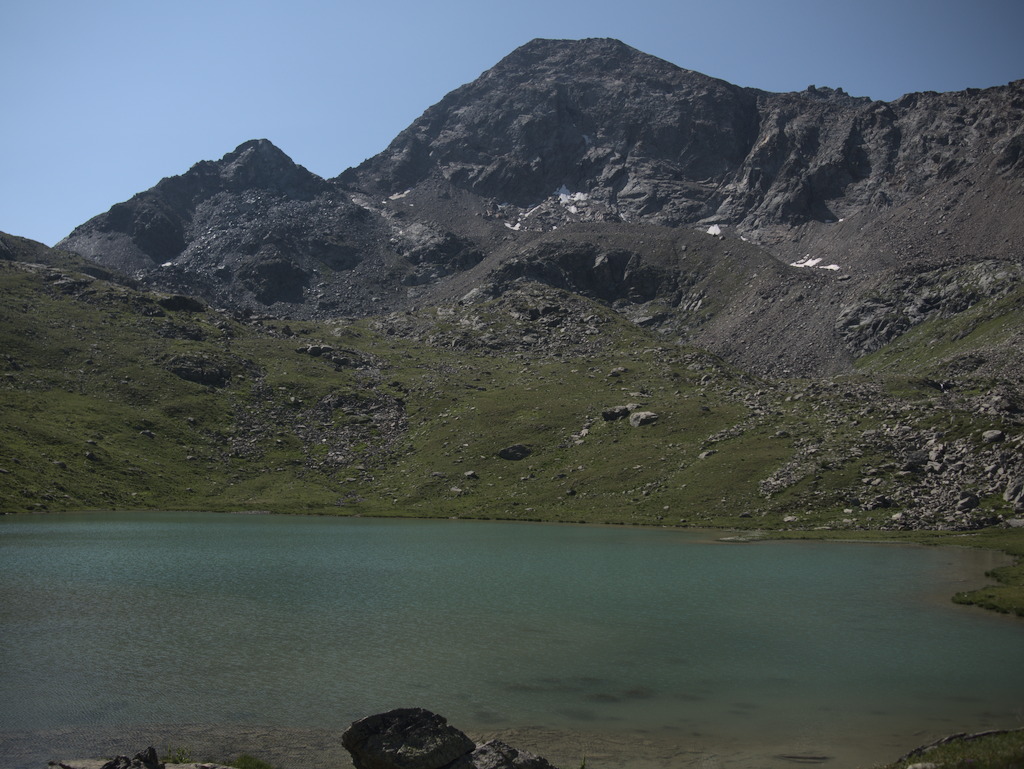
[157,294,206,312]
[450,740,556,769]
[341,708,476,769]
[164,354,233,388]
[238,254,310,304]
[602,405,630,421]
[498,444,532,461]
[96,747,161,769]
[956,492,980,512]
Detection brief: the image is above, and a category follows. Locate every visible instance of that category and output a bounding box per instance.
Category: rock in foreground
[342,709,556,769]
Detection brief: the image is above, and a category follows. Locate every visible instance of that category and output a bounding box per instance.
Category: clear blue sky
[2,0,1021,246]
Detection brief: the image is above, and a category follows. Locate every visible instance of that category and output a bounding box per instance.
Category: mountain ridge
[48,36,1024,380]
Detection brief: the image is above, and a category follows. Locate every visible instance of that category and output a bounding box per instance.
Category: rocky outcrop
[834,261,1024,356]
[50,747,179,769]
[342,709,555,769]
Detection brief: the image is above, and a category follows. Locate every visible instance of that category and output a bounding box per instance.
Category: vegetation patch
[885,728,1024,769]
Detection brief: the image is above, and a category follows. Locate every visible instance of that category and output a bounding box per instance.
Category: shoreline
[0,719,987,769]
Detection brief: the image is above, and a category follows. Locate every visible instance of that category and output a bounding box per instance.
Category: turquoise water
[0,511,1022,768]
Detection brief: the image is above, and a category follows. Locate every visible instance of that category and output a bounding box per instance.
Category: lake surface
[0,512,1022,769]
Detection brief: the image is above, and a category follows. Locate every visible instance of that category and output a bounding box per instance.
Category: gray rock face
[1005,478,1024,511]
[629,411,659,427]
[341,708,476,769]
[350,38,1024,231]
[348,38,760,223]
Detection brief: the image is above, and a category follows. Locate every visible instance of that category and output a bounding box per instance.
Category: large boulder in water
[341,708,476,769]
[341,709,557,769]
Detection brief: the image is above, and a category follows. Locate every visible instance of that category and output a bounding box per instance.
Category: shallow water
[0,512,1021,769]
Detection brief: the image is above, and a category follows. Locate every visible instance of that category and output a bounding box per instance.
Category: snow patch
[555,186,589,205]
[706,224,722,236]
[504,222,521,231]
[160,261,174,268]
[793,256,823,268]
[388,190,411,201]
[790,255,841,271]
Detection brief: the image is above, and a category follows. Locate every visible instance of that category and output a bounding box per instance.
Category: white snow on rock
[706,224,722,236]
[790,255,841,271]
[793,256,823,267]
[555,186,589,205]
[388,190,411,201]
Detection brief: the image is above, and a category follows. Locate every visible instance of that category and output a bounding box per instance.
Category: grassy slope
[2,258,1023,616]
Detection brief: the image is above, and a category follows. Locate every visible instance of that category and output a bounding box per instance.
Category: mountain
[56,38,1024,379]
[5,38,1024,593]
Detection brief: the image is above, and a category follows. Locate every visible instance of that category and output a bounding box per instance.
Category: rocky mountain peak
[345,36,757,211]
[485,37,670,78]
[213,138,328,197]
[54,139,355,292]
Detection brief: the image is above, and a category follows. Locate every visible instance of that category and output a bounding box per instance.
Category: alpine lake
[1,511,1022,769]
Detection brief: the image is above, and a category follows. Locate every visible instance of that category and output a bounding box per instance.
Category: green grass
[3,259,1024,614]
[884,728,1024,769]
[229,755,277,769]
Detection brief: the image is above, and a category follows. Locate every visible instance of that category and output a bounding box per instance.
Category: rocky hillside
[6,38,1024,562]
[56,38,1023,379]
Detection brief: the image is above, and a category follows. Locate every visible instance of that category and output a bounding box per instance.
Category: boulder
[602,405,629,421]
[498,444,531,461]
[341,711,557,769]
[164,354,233,388]
[628,411,658,427]
[341,708,476,769]
[450,740,556,769]
[1004,478,1024,511]
[50,747,164,769]
[956,492,980,512]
